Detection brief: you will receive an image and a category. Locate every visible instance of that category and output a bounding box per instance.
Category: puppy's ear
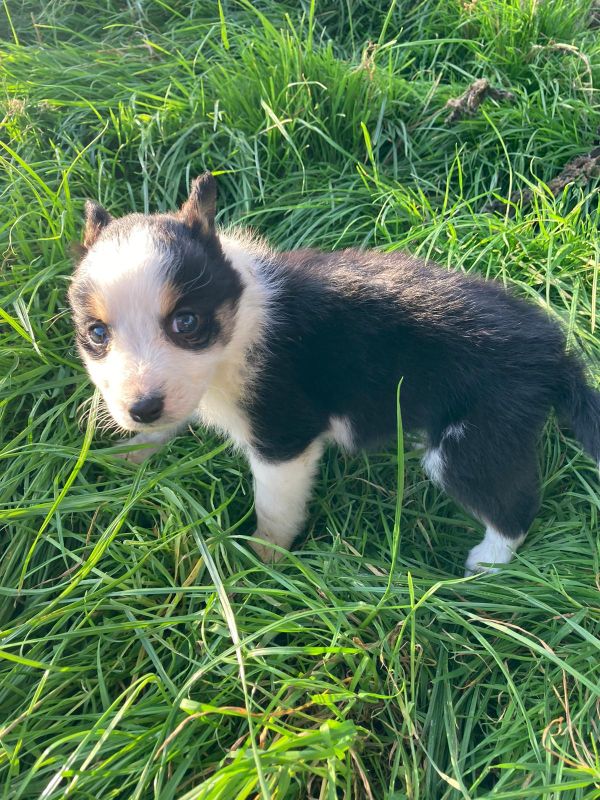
[83,200,112,249]
[179,172,217,236]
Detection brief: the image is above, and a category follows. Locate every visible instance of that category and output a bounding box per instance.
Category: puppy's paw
[249,532,287,563]
[464,529,521,577]
[464,560,500,577]
[113,434,161,464]
[464,545,502,577]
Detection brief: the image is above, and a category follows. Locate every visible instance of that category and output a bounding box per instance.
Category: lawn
[1,1,600,797]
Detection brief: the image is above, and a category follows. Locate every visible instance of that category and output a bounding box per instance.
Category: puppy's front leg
[248,440,324,562]
[117,426,182,464]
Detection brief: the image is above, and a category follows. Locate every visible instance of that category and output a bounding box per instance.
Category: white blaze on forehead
[81,224,176,354]
[81,223,172,287]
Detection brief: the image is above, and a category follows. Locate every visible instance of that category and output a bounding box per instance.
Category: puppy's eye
[88,322,109,345]
[171,311,200,335]
[166,310,213,349]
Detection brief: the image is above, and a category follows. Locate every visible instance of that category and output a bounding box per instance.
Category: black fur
[243,247,599,541]
[159,215,243,349]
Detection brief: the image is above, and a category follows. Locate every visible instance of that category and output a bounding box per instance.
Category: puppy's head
[69,173,242,432]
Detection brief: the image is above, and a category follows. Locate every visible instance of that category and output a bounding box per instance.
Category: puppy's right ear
[179,172,217,237]
[83,200,112,250]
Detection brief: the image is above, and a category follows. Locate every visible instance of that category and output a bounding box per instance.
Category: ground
[1,1,599,798]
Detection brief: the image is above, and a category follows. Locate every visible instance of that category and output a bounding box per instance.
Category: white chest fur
[198,386,252,449]
[195,230,274,452]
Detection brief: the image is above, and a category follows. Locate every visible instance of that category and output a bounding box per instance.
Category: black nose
[129,395,164,424]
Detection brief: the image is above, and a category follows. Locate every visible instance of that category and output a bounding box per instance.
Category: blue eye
[172,311,199,335]
[89,322,109,345]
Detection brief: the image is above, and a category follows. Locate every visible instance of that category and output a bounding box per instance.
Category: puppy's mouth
[107,406,179,434]
[126,419,176,432]
[104,387,206,433]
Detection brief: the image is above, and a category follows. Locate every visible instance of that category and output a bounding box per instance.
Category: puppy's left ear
[179,172,217,236]
[83,200,112,250]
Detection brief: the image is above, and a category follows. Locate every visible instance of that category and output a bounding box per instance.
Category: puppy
[68,173,600,574]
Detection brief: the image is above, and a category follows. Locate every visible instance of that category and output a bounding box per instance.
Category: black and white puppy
[69,173,600,574]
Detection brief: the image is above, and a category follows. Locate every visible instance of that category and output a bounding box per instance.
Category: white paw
[465,541,505,576]
[249,532,287,563]
[464,555,501,577]
[464,527,522,576]
[113,434,161,464]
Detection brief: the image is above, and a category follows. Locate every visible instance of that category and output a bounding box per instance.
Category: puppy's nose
[129,395,164,424]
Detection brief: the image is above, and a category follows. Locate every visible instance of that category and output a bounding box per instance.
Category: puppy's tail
[557,354,600,464]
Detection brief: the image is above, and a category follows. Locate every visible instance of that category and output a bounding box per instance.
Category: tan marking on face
[160,281,180,318]
[87,292,108,323]
[215,301,238,346]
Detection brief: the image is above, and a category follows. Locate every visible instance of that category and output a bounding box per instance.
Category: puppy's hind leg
[429,421,541,576]
[248,440,325,562]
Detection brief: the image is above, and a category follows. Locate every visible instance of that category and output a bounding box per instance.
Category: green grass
[1,1,600,797]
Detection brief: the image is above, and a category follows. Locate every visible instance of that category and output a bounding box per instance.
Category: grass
[1,0,600,797]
